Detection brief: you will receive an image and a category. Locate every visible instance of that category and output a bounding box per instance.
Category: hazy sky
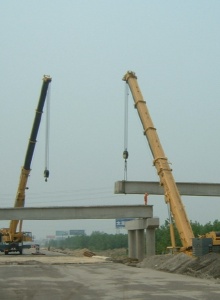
[1,1,220,239]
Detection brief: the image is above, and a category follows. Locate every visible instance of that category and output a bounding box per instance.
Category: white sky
[1,1,220,239]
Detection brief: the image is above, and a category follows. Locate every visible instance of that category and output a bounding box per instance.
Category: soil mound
[138,252,220,280]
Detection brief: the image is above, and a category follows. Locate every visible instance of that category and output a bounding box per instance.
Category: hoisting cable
[123,82,129,181]
[44,83,51,182]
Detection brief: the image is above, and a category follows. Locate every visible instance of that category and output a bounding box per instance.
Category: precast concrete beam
[0,205,153,220]
[115,181,220,197]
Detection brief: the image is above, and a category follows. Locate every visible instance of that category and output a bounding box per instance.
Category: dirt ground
[138,252,220,281]
[50,248,220,282]
[50,247,128,260]
[2,257,220,300]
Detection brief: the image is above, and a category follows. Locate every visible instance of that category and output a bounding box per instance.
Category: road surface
[0,250,220,299]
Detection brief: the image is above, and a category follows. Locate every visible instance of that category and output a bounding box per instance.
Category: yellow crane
[0,75,52,254]
[123,71,194,253]
[123,71,220,256]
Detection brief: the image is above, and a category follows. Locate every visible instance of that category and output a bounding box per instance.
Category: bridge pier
[126,218,159,260]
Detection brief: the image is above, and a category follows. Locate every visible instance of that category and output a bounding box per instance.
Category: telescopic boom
[123,71,194,251]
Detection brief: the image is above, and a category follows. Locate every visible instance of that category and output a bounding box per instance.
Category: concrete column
[128,230,136,258]
[146,218,159,256]
[146,228,156,256]
[136,229,145,260]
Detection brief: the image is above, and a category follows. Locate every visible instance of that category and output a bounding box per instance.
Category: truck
[123,71,220,255]
[0,75,52,254]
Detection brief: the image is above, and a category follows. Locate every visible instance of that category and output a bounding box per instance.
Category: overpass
[0,205,156,257]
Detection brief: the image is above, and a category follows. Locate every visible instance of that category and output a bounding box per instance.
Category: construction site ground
[1,248,220,299]
[48,247,220,282]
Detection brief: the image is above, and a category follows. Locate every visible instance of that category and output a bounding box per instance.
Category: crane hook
[123,150,129,160]
[44,169,49,182]
[123,149,129,181]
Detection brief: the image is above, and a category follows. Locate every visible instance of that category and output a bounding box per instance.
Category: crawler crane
[0,75,52,254]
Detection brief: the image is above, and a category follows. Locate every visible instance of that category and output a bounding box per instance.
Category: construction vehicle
[123,71,194,253]
[0,75,52,254]
[123,71,220,255]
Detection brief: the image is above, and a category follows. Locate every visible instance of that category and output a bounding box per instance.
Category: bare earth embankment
[138,252,220,281]
[50,248,220,281]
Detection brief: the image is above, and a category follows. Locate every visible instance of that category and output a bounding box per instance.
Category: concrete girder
[0,205,153,220]
[115,181,220,197]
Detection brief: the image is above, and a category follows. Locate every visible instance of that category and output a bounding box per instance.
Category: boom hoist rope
[44,83,51,182]
[123,83,129,181]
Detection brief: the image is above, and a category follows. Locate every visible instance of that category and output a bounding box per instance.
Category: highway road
[0,251,220,299]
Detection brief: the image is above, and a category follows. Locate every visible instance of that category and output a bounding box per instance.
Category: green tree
[155,219,180,254]
[155,219,220,254]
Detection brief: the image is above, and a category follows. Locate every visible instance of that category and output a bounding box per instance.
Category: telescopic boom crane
[123,71,194,252]
[0,75,52,254]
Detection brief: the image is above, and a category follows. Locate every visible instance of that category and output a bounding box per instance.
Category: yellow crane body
[123,71,195,252]
[0,75,51,254]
